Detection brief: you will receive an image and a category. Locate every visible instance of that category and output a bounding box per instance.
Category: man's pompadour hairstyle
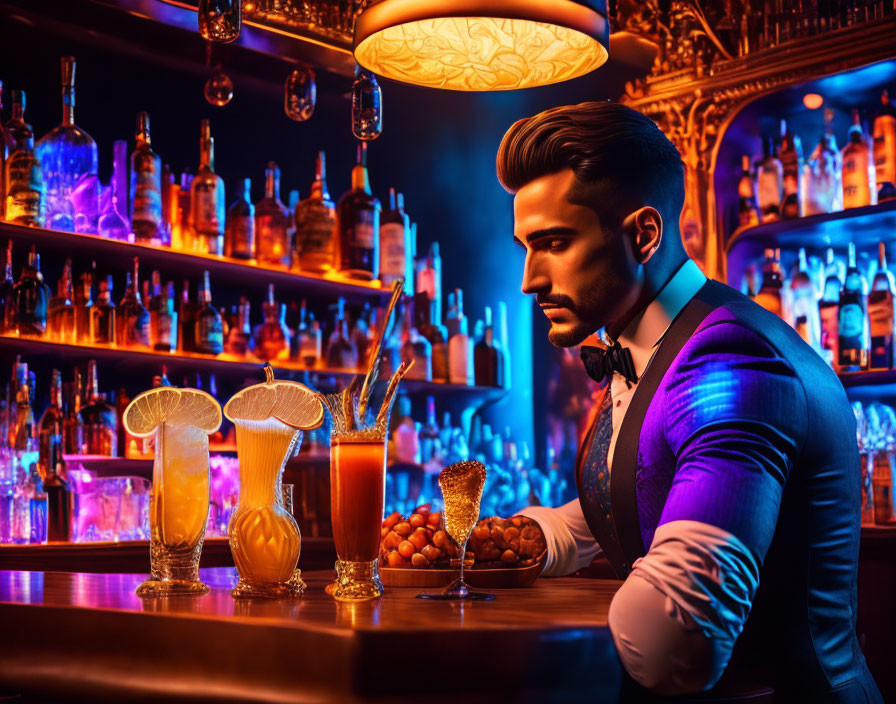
[496,101,685,229]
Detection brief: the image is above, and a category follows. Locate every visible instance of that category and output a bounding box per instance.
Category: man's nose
[521,255,550,296]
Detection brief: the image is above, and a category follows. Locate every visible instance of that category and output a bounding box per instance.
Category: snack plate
[380,561,541,589]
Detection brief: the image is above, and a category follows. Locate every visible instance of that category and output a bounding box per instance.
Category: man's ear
[621,207,663,264]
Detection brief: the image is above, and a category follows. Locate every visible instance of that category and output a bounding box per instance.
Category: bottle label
[873,450,896,524]
[757,166,782,212]
[873,115,896,187]
[838,302,864,339]
[298,332,319,362]
[152,311,173,349]
[133,159,163,225]
[197,316,224,354]
[868,291,894,367]
[194,187,223,234]
[380,223,406,278]
[843,152,872,207]
[228,216,255,257]
[352,210,376,249]
[6,153,43,225]
[297,203,335,257]
[819,303,839,359]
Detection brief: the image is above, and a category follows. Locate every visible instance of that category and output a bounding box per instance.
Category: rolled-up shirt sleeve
[518,499,602,576]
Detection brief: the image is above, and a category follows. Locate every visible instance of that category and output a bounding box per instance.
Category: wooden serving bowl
[380,561,542,589]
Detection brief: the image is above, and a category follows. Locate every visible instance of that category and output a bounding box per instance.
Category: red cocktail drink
[330,438,386,563]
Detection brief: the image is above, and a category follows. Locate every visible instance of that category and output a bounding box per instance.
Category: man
[497,101,882,701]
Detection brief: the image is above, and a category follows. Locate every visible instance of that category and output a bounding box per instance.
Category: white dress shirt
[520,260,762,695]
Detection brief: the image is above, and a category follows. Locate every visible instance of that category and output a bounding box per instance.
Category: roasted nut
[421,544,443,562]
[521,525,541,541]
[409,527,429,550]
[427,512,441,527]
[409,513,426,528]
[501,549,519,564]
[393,521,412,537]
[503,526,520,542]
[519,538,537,556]
[387,550,405,567]
[510,517,523,527]
[414,504,431,517]
[384,512,402,530]
[411,552,430,568]
[472,525,490,541]
[508,540,520,553]
[383,531,403,549]
[491,525,505,547]
[397,540,416,558]
[432,530,450,549]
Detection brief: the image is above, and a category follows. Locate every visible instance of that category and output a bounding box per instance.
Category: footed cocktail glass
[123,387,222,597]
[321,280,410,601]
[418,461,494,601]
[225,365,324,599]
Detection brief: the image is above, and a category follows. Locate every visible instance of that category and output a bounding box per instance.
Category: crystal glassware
[124,386,222,596]
[321,281,410,601]
[36,57,99,233]
[198,0,241,43]
[418,461,494,601]
[351,65,382,141]
[284,65,316,121]
[224,365,324,598]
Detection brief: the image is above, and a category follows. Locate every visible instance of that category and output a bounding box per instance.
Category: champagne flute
[418,461,494,601]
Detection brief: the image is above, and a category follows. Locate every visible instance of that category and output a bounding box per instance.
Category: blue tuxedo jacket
[576,280,882,702]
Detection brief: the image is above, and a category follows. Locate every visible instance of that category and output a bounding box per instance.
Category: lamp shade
[353,0,610,91]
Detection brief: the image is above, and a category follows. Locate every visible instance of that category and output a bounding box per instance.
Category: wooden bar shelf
[0,220,389,302]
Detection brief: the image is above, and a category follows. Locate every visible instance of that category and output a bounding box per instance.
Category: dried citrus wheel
[123,387,222,438]
[224,367,324,430]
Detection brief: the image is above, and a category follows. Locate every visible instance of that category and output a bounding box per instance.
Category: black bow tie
[580,344,638,385]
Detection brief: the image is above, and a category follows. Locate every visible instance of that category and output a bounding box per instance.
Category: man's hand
[469,515,547,569]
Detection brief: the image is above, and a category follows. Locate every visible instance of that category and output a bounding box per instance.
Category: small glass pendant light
[198,0,241,43]
[351,65,382,141]
[284,65,316,121]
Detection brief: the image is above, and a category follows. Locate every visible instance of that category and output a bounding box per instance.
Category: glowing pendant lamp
[353,0,610,91]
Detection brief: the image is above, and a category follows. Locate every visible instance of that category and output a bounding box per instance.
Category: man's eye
[545,238,569,251]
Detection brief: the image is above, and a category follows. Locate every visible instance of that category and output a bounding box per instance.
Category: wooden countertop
[0,568,624,703]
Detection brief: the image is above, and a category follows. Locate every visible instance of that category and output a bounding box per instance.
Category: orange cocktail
[331,438,386,563]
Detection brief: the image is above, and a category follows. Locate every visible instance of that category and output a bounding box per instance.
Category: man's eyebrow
[513,226,577,246]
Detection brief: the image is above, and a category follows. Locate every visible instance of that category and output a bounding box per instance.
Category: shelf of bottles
[726,83,896,386]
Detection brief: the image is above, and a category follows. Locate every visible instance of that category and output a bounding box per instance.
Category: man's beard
[537,292,602,348]
[547,321,592,348]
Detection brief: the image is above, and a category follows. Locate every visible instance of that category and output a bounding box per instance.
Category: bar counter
[0,568,623,703]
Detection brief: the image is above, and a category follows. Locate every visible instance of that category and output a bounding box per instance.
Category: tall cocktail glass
[122,387,222,597]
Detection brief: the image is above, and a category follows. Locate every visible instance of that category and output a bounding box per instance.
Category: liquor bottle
[756,135,784,221]
[873,90,896,202]
[474,306,504,387]
[12,246,50,336]
[162,166,179,246]
[177,279,196,352]
[350,303,373,366]
[177,170,194,249]
[869,242,896,370]
[419,396,441,467]
[838,242,870,370]
[36,57,99,234]
[190,120,225,255]
[400,299,432,381]
[130,111,164,244]
[149,272,178,352]
[252,284,291,361]
[448,289,474,385]
[337,142,380,280]
[64,369,84,455]
[225,177,255,259]
[819,249,842,367]
[380,188,408,289]
[256,162,291,267]
[296,151,337,273]
[415,292,449,382]
[779,120,803,219]
[326,298,359,369]
[293,299,320,366]
[195,270,224,355]
[380,301,404,377]
[97,148,129,242]
[802,109,842,215]
[116,258,151,348]
[43,455,70,542]
[73,265,94,343]
[0,241,15,333]
[90,275,116,344]
[4,91,43,227]
[10,363,37,543]
[111,139,129,227]
[38,369,65,473]
[842,109,876,209]
[0,81,5,221]
[753,248,786,320]
[416,242,443,324]
[790,248,821,351]
[80,360,117,456]
[224,297,251,357]
[48,258,76,343]
[737,155,760,227]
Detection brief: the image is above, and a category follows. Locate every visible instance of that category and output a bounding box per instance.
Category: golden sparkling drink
[439,462,486,546]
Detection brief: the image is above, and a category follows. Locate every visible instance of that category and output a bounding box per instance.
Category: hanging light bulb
[198,0,241,43]
[353,0,609,91]
[284,65,317,121]
[351,65,382,141]
[205,67,234,107]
